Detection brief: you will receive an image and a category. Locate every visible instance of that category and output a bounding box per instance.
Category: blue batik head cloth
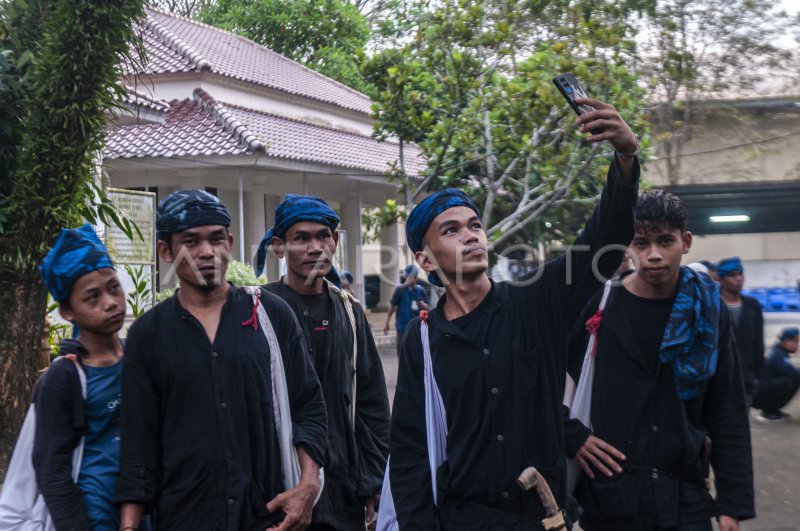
[779,327,799,341]
[405,189,480,254]
[405,189,480,287]
[716,256,743,278]
[156,189,231,241]
[40,223,114,303]
[254,195,341,287]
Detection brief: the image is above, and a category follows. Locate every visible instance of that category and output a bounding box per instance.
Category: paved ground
[367,310,800,530]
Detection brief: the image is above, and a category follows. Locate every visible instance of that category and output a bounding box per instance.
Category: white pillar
[238,174,245,261]
[340,195,364,301]
[264,194,281,283]
[378,223,400,311]
[243,190,266,268]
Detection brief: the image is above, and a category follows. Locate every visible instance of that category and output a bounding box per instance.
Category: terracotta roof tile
[104,91,424,176]
[128,8,373,115]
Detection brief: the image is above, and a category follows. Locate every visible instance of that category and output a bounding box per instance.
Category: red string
[420,310,429,323]
[585,309,603,357]
[242,297,260,330]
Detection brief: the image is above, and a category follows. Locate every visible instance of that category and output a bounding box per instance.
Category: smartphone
[552,73,595,116]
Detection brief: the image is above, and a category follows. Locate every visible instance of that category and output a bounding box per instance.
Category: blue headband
[254,195,341,286]
[716,256,743,278]
[40,223,114,303]
[405,189,479,254]
[156,189,231,240]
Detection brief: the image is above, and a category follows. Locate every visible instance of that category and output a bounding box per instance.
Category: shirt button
[227,498,235,506]
[652,472,659,479]
[483,348,490,355]
[225,452,232,460]
[496,434,504,442]
[303,310,309,316]
[652,425,658,432]
[491,387,499,395]
[501,491,509,499]
[220,402,227,409]
[211,351,218,358]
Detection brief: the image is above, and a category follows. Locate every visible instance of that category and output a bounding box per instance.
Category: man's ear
[58,302,74,323]
[415,248,437,275]
[157,240,174,263]
[271,236,285,259]
[332,230,339,249]
[682,230,693,255]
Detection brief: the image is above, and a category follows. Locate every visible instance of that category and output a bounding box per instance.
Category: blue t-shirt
[77,359,122,530]
[390,284,428,332]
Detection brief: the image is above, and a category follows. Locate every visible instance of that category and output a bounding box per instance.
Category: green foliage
[637,0,797,184]
[0,0,146,278]
[225,260,266,286]
[361,199,406,243]
[199,0,371,92]
[362,0,651,250]
[123,264,153,318]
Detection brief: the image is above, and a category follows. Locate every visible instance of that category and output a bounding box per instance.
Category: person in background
[717,256,765,405]
[255,194,390,531]
[115,190,327,530]
[383,264,429,355]
[699,260,718,282]
[341,271,354,293]
[752,327,800,422]
[34,223,133,531]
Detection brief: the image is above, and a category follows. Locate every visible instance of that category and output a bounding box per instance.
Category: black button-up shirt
[564,284,754,530]
[264,281,390,531]
[114,286,327,530]
[390,160,639,530]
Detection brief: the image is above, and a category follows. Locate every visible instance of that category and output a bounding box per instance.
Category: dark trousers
[752,376,800,413]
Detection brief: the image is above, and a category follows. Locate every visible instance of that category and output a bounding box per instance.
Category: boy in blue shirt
[34,223,132,530]
[383,265,429,355]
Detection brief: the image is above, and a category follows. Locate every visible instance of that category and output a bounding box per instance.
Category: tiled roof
[129,8,373,115]
[104,89,425,176]
[121,85,171,113]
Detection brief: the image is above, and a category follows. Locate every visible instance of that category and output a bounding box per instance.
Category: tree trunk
[0,268,47,479]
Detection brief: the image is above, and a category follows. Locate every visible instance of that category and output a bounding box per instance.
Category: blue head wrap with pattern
[40,223,114,303]
[716,256,743,278]
[156,189,231,241]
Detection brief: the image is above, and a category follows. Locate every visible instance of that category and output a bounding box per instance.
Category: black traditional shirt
[390,159,639,531]
[113,286,327,530]
[564,285,754,530]
[264,280,390,531]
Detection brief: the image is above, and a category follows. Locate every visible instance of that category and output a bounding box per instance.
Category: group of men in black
[41,96,756,531]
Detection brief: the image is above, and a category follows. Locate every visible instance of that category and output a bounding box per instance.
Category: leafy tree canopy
[362,0,652,250]
[199,0,371,92]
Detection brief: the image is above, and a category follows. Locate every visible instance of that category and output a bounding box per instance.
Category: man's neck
[177,281,231,310]
[626,273,679,299]
[77,331,122,366]
[442,273,492,320]
[721,289,741,305]
[284,270,325,295]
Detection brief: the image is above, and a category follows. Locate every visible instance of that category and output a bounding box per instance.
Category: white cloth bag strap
[336,285,359,428]
[563,279,613,494]
[376,318,448,531]
[243,287,323,500]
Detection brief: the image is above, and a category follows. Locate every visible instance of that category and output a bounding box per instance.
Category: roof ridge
[144,13,211,72]
[193,88,267,153]
[145,8,372,109]
[221,100,397,143]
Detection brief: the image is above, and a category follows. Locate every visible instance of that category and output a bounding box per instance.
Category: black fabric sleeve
[266,292,328,468]
[389,321,439,530]
[113,314,162,510]
[389,286,402,307]
[352,305,391,498]
[562,405,592,459]
[32,359,93,530]
[704,306,755,520]
[528,157,639,329]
